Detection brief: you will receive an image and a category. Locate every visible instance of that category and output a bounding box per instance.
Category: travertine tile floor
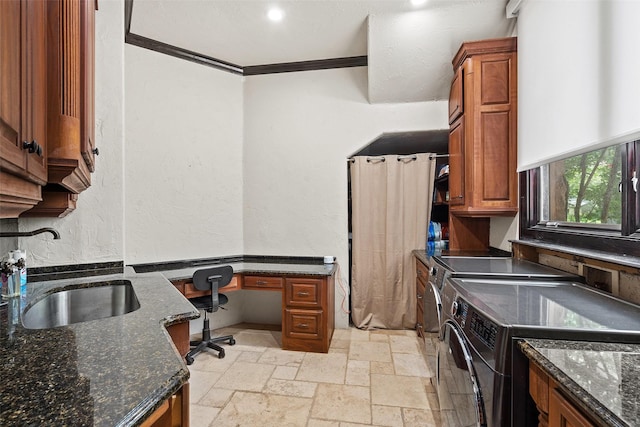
[188,325,442,427]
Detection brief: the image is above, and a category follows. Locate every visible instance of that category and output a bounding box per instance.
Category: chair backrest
[192,266,233,312]
[192,265,233,291]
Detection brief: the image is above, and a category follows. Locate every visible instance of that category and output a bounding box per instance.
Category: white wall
[490,216,518,252]
[19,0,125,267]
[518,0,640,171]
[243,67,448,328]
[124,46,244,264]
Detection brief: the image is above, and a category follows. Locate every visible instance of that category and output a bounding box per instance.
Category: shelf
[435,174,449,184]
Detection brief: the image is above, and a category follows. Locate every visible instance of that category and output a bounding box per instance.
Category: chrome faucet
[0,227,61,239]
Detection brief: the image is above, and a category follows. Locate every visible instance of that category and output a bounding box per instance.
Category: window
[541,145,622,229]
[520,140,640,257]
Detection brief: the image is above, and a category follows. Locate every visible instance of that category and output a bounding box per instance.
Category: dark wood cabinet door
[0,0,46,183]
[80,0,96,172]
[448,116,465,206]
[549,388,595,427]
[45,0,91,193]
[0,0,47,218]
[0,0,25,175]
[448,66,463,124]
[24,0,48,184]
[472,52,517,212]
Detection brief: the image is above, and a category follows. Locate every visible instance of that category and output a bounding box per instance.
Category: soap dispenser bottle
[9,250,27,309]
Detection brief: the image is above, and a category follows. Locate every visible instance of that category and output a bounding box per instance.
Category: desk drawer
[243,275,283,291]
[284,278,323,308]
[284,309,323,340]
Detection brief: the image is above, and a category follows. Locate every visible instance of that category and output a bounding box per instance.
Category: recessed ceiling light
[268,7,284,22]
[411,0,428,6]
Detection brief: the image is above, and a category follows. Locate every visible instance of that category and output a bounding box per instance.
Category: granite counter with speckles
[0,272,199,427]
[158,261,336,282]
[0,256,336,426]
[128,255,337,281]
[520,339,640,427]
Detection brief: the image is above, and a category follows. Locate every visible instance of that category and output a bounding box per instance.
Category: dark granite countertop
[520,339,640,427]
[0,256,336,426]
[412,247,511,267]
[128,255,337,281]
[159,262,336,281]
[0,272,199,427]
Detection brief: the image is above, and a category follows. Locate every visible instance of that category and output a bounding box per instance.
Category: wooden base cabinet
[282,276,334,353]
[141,383,189,427]
[415,259,428,338]
[529,362,596,427]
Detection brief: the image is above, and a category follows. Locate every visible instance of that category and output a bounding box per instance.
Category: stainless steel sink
[21,281,140,329]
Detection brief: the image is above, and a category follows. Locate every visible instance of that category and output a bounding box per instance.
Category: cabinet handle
[417,294,423,300]
[297,323,309,329]
[23,140,42,156]
[297,291,310,297]
[256,280,267,285]
[452,195,463,199]
[92,147,100,155]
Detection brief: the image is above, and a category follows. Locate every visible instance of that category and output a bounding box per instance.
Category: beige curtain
[351,153,435,330]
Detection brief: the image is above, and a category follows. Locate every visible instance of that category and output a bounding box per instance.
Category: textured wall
[243,67,448,328]
[124,46,244,264]
[19,0,125,267]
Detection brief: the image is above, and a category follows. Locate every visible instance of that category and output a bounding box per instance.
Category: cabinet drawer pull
[417,294,423,300]
[452,195,463,199]
[296,323,309,329]
[297,291,310,297]
[256,280,268,285]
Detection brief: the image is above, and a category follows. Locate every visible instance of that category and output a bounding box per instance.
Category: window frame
[519,140,640,257]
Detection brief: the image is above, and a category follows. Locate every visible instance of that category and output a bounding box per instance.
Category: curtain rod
[347,153,449,163]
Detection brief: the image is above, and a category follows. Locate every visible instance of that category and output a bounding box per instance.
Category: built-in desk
[150,257,336,354]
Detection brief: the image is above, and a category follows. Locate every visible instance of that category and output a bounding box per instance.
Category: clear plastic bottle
[4,255,19,298]
[10,250,27,309]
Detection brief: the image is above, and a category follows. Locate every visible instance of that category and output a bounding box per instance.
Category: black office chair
[185,266,236,364]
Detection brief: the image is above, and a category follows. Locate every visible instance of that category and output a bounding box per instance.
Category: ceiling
[129,0,516,102]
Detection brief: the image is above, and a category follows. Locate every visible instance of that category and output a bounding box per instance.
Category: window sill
[512,238,640,270]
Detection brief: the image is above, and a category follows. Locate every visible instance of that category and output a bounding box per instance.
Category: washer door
[437,320,487,427]
[423,281,442,332]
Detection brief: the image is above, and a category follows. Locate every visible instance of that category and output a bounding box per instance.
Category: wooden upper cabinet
[22,0,97,218]
[45,0,91,194]
[448,37,518,217]
[0,0,48,218]
[0,0,96,218]
[80,0,96,172]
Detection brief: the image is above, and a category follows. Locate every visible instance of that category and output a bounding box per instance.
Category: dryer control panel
[469,311,498,350]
